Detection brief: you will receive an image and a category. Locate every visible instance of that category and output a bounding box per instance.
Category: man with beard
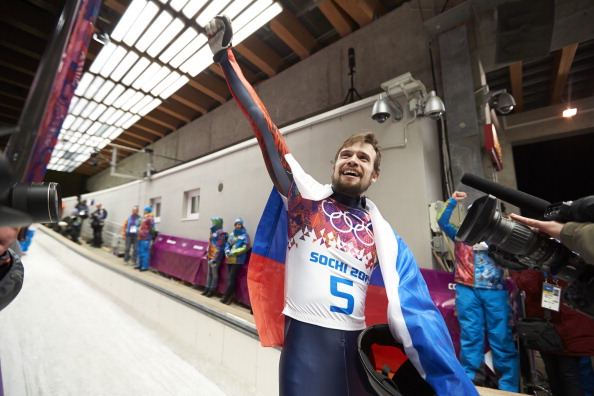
[206,16,476,396]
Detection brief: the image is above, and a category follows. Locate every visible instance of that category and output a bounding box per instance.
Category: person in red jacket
[510,269,594,396]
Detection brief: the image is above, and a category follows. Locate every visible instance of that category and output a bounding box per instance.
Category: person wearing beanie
[221,218,250,305]
[203,217,228,297]
[135,206,156,271]
[121,206,141,265]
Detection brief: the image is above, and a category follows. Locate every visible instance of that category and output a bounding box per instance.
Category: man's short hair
[334,131,381,172]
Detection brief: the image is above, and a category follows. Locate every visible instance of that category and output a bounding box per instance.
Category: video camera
[0,154,62,228]
[455,173,594,319]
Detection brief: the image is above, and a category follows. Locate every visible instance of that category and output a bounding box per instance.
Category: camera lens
[1,182,62,223]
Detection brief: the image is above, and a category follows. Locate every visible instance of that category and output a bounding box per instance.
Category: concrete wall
[71,93,443,269]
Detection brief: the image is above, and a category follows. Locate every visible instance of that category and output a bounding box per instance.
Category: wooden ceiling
[1,0,593,178]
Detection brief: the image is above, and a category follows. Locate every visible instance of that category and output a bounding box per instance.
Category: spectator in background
[222,218,250,305]
[202,217,227,298]
[17,224,37,255]
[90,203,108,248]
[61,209,82,244]
[122,206,141,265]
[75,199,89,227]
[437,191,519,392]
[134,206,156,272]
[510,269,594,396]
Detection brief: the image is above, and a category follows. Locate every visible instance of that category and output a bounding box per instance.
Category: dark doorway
[512,132,594,218]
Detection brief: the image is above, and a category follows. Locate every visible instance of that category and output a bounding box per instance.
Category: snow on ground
[0,231,229,396]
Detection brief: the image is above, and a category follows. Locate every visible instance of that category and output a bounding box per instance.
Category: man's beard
[331,174,370,196]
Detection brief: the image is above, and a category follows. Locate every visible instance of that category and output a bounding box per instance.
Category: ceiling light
[93,80,115,102]
[89,42,116,74]
[84,76,105,99]
[140,66,171,92]
[223,0,250,19]
[234,2,282,45]
[159,27,197,63]
[89,104,107,121]
[234,0,272,32]
[80,101,98,118]
[110,52,139,82]
[182,0,207,18]
[170,0,189,12]
[182,46,211,75]
[112,88,137,108]
[169,36,206,68]
[111,0,147,41]
[151,71,181,96]
[147,18,185,57]
[99,107,117,123]
[121,91,147,111]
[196,0,232,27]
[136,11,173,52]
[123,1,159,46]
[103,84,126,106]
[122,58,151,86]
[122,115,141,130]
[99,46,128,78]
[75,73,93,96]
[563,108,577,117]
[130,96,153,114]
[132,63,161,90]
[159,75,189,99]
[137,98,162,116]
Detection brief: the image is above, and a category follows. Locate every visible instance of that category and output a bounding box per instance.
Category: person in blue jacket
[205,15,478,396]
[203,217,227,298]
[221,218,250,305]
[437,191,519,392]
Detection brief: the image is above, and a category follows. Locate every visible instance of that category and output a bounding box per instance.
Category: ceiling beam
[235,36,285,78]
[171,93,206,114]
[188,74,229,103]
[269,9,317,60]
[131,123,166,138]
[120,130,153,144]
[112,136,145,149]
[143,114,177,131]
[317,0,355,37]
[550,43,578,104]
[333,0,385,27]
[157,105,192,124]
[508,62,523,112]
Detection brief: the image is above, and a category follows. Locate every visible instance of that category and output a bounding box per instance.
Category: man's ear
[371,171,379,183]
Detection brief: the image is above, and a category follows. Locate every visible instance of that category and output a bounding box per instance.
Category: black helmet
[357,324,435,396]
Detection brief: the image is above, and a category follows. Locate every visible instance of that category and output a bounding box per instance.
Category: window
[185,189,200,220]
[150,197,162,223]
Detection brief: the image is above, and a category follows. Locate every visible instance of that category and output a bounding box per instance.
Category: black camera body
[458,173,594,319]
[0,154,62,228]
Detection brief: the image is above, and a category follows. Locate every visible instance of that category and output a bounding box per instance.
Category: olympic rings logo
[321,199,374,246]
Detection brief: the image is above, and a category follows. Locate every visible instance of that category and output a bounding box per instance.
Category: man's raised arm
[206,16,293,197]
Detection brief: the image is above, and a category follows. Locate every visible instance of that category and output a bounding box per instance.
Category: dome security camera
[423,91,446,120]
[494,92,516,114]
[371,94,402,123]
[486,90,516,115]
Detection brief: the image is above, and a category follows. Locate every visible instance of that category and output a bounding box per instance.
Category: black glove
[205,15,233,62]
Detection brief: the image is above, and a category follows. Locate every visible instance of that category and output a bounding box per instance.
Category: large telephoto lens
[456,195,579,276]
[1,182,62,223]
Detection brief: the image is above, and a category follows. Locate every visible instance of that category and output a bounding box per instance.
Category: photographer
[0,227,24,311]
[510,214,594,264]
